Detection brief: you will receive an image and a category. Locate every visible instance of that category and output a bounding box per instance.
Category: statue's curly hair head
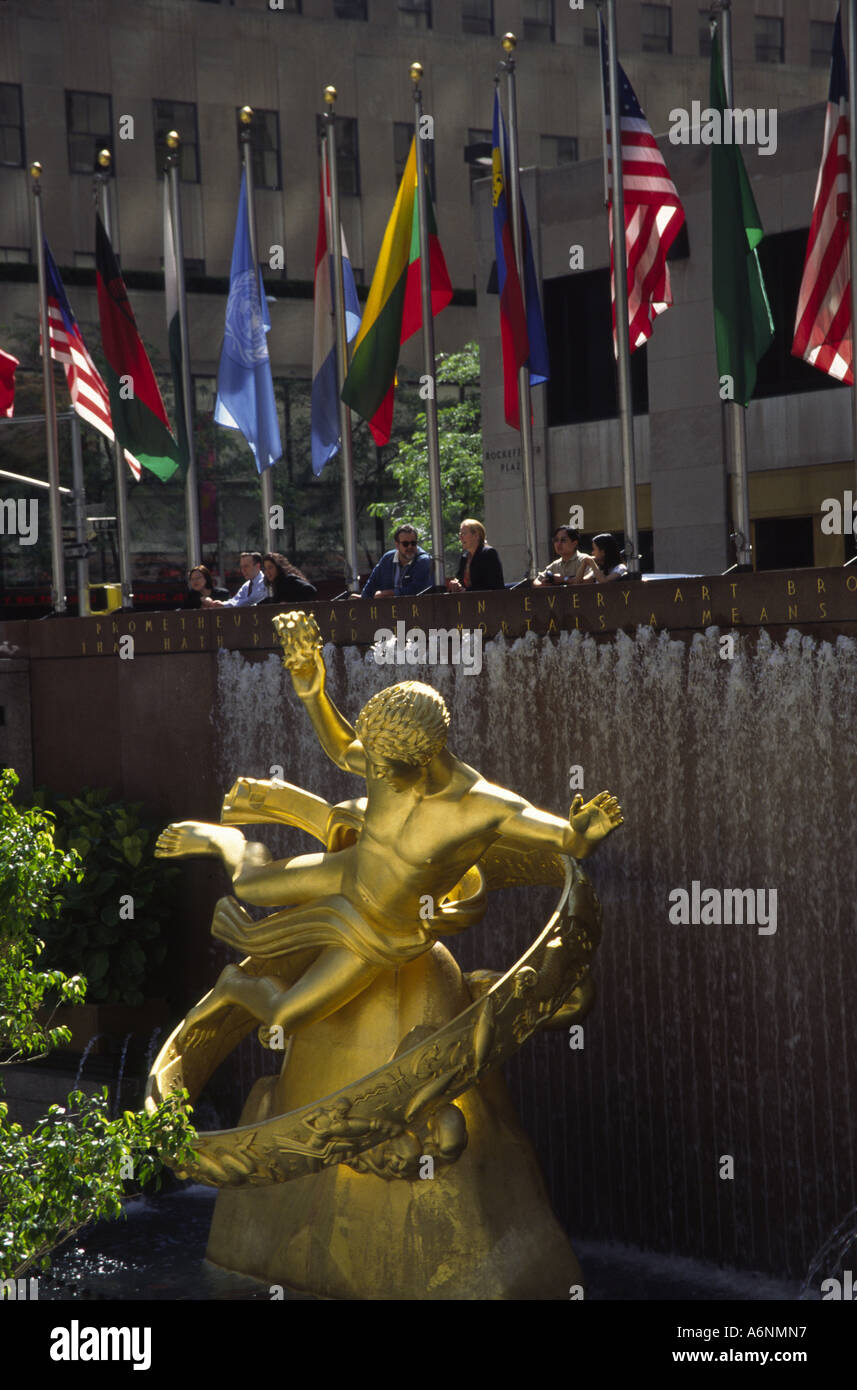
[355,682,450,767]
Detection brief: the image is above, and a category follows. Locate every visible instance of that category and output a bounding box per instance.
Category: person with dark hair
[533,526,591,586]
[360,524,432,599]
[260,552,318,604]
[579,533,628,583]
[182,564,229,609]
[204,552,266,608]
[447,518,504,592]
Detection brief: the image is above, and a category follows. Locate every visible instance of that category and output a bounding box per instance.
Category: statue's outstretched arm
[495,790,623,860]
[273,611,367,777]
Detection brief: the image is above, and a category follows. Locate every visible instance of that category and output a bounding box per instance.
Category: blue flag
[215,170,282,472]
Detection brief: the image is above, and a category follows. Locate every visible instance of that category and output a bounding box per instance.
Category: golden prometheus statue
[147,612,623,1299]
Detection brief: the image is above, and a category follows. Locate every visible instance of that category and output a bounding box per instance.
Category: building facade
[0,0,838,592]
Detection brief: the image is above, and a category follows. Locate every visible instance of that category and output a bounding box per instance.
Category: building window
[159,255,206,277]
[394,121,435,199]
[236,108,281,191]
[399,0,430,28]
[641,4,672,55]
[543,269,648,425]
[540,135,578,167]
[0,85,24,168]
[754,517,815,571]
[522,0,554,44]
[810,20,834,69]
[0,247,29,264]
[316,115,360,196]
[699,19,713,58]
[153,100,200,182]
[466,127,493,193]
[66,91,113,175]
[334,1,367,18]
[463,0,493,36]
[755,15,784,64]
[73,252,96,269]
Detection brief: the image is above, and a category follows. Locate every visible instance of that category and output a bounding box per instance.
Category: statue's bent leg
[179,946,379,1047]
[232,849,342,908]
[156,819,345,908]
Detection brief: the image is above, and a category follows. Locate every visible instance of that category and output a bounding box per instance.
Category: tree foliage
[0,769,196,1280]
[368,342,483,569]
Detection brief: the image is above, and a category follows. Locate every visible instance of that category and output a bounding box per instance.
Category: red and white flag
[43,239,141,478]
[792,8,851,384]
[0,347,18,417]
[600,14,686,354]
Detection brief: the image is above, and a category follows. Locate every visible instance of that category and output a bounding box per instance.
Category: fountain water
[210,625,857,1281]
[112,1033,133,1117]
[73,1035,106,1092]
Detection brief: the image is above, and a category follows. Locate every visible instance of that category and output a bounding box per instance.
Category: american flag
[44,241,141,479]
[600,14,686,353]
[792,7,851,383]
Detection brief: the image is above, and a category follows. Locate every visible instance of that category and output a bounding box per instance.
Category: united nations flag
[214,170,283,472]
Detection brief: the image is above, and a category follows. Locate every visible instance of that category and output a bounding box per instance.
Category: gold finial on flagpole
[166,129,181,152]
[502,32,517,52]
[324,85,337,106]
[239,105,253,126]
[97,148,112,171]
[409,61,423,84]
[29,161,42,181]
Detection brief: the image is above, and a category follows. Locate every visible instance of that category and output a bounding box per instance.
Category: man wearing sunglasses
[360,523,432,599]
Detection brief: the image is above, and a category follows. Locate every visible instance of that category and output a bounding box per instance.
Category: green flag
[710,28,774,407]
[163,181,190,472]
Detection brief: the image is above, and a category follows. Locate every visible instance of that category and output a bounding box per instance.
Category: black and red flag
[95,215,180,480]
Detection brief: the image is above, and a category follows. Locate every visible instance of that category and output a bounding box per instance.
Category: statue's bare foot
[155,821,246,861]
[176,964,246,1050]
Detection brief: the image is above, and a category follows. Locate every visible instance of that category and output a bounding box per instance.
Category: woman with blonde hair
[447,518,505,592]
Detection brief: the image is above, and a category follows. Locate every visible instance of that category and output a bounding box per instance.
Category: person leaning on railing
[259,552,318,604]
[533,526,591,586]
[578,533,629,583]
[446,519,505,592]
[181,564,229,609]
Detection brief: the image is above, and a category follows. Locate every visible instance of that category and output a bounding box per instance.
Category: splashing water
[112,1032,133,1117]
[73,1035,105,1091]
[214,626,857,1280]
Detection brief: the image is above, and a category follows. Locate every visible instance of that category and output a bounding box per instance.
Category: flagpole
[847,0,857,504]
[715,4,753,571]
[409,63,445,590]
[95,148,134,608]
[239,106,276,558]
[165,130,201,568]
[499,35,539,580]
[30,162,66,615]
[603,0,641,578]
[322,86,360,594]
[70,414,91,617]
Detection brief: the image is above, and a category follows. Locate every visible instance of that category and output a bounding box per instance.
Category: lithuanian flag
[341,137,452,445]
[95,215,181,481]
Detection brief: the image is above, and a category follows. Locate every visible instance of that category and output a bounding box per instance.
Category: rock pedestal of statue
[205,942,580,1300]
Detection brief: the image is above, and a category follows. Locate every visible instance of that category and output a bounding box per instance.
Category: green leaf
[85,951,109,982]
[121,837,142,868]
